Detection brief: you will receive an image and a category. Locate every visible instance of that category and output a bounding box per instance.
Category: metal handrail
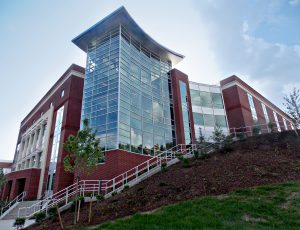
[18,143,215,218]
[0,191,26,217]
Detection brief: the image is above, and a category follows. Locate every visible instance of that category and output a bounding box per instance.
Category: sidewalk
[0,219,35,229]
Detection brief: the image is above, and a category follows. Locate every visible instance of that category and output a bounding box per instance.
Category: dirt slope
[29,131,300,229]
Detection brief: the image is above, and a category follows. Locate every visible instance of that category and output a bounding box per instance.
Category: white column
[26,134,33,156]
[32,129,38,151]
[37,125,43,149]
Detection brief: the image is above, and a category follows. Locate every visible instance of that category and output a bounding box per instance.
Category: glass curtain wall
[81,27,120,151]
[118,26,175,155]
[179,81,192,144]
[46,106,64,196]
[81,26,175,155]
[190,82,228,142]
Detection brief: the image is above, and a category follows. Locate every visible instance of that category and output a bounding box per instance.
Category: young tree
[63,118,103,225]
[0,168,6,193]
[211,125,226,143]
[283,88,300,128]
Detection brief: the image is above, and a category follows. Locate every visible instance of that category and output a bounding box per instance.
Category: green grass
[80,182,300,230]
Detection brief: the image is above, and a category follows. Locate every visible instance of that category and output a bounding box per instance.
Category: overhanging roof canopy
[72,6,184,65]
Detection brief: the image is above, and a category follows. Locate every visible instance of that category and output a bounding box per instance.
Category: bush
[48,206,58,221]
[34,211,46,223]
[193,150,199,159]
[182,158,190,168]
[13,217,26,229]
[221,135,233,153]
[96,193,104,201]
[161,162,167,171]
[111,191,117,197]
[252,125,261,136]
[176,153,184,161]
[268,122,275,133]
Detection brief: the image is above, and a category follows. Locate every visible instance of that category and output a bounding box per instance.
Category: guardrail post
[113,178,115,191]
[98,180,101,195]
[65,188,69,205]
[147,161,149,173]
[135,167,138,179]
[83,181,85,197]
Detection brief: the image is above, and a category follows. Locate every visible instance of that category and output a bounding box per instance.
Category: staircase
[2,201,38,220]
[0,191,27,220]
[18,143,217,218]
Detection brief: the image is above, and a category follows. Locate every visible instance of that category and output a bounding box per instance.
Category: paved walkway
[0,219,35,229]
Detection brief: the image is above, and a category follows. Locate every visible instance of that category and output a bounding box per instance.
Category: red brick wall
[2,168,41,201]
[221,75,293,132]
[81,149,151,180]
[170,69,196,144]
[43,75,84,194]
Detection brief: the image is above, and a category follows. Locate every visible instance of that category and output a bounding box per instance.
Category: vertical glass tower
[73,7,184,155]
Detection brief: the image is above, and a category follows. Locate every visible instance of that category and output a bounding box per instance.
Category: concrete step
[2,201,39,220]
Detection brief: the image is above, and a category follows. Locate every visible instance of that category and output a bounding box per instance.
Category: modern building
[221,75,294,135]
[1,64,85,201]
[0,6,295,202]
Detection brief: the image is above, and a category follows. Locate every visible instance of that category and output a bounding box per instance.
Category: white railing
[229,120,297,138]
[18,143,215,218]
[0,191,26,217]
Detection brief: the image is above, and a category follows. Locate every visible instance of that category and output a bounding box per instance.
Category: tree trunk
[57,205,64,229]
[77,199,81,222]
[73,175,80,225]
[88,198,92,223]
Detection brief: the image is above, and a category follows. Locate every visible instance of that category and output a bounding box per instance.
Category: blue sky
[0,0,299,160]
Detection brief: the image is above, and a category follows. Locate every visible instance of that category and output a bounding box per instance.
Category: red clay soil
[29,131,300,229]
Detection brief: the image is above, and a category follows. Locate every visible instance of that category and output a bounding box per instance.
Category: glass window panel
[200,92,212,108]
[193,112,204,125]
[211,93,223,109]
[203,114,215,127]
[215,115,227,127]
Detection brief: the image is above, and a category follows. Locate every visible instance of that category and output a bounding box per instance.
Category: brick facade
[171,69,196,145]
[221,75,293,133]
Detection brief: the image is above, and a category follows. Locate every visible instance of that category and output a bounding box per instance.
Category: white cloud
[289,0,299,6]
[186,0,300,109]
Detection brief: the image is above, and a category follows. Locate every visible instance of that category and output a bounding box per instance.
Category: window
[247,93,257,122]
[211,93,224,109]
[283,118,288,130]
[261,103,269,124]
[200,92,212,108]
[193,112,204,125]
[179,81,192,144]
[203,114,215,127]
[190,89,201,106]
[273,111,281,132]
[215,115,227,127]
[61,90,64,98]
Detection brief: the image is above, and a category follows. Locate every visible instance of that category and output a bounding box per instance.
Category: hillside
[87,182,300,229]
[29,131,300,229]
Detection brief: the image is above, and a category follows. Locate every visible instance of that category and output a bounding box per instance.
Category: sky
[0,0,299,160]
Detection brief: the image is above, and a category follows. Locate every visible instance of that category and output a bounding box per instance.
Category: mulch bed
[29,131,300,229]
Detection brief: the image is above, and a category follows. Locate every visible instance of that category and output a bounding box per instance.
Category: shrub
[13,217,26,229]
[161,162,167,171]
[182,158,190,168]
[96,193,104,201]
[48,206,58,221]
[34,211,46,223]
[111,191,117,197]
[176,153,184,161]
[252,124,261,136]
[268,122,275,133]
[193,150,199,159]
[221,135,233,153]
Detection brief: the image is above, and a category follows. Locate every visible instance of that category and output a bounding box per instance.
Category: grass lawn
[78,182,300,230]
